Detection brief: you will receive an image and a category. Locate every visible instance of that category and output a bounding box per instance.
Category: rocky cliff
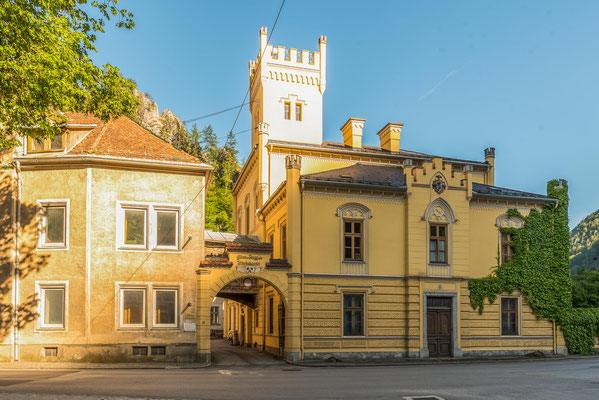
[134,90,185,143]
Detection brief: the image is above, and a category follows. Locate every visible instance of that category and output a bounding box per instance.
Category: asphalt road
[0,358,598,400]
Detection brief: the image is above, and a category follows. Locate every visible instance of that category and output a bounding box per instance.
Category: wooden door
[427,297,452,357]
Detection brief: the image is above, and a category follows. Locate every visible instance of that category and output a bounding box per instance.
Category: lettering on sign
[235,254,268,274]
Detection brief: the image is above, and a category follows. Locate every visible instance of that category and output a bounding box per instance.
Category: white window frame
[116,201,183,252]
[37,199,69,250]
[119,287,147,329]
[36,281,68,331]
[152,287,179,328]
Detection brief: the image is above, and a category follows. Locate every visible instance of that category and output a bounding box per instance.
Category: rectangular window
[255,310,259,328]
[269,233,274,258]
[118,203,182,251]
[429,224,447,264]
[132,346,148,356]
[501,297,519,336]
[121,288,145,328]
[156,209,179,249]
[343,293,364,336]
[501,232,515,264]
[211,306,219,325]
[245,206,250,235]
[281,224,287,259]
[151,346,166,356]
[124,208,147,248]
[27,133,65,153]
[284,102,291,120]
[39,284,66,329]
[38,201,68,249]
[44,347,58,357]
[295,103,302,121]
[154,289,177,327]
[343,220,363,261]
[268,297,274,334]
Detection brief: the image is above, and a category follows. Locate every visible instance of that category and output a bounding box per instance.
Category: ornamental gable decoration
[432,174,447,195]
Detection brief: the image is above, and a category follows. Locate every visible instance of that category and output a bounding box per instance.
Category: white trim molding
[36,199,70,250]
[336,203,372,275]
[35,281,69,331]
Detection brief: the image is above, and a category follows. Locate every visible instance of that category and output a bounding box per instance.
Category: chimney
[340,118,365,149]
[377,122,403,153]
[484,147,495,186]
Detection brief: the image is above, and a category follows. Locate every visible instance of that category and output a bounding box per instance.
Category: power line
[183,101,253,124]
[223,0,286,148]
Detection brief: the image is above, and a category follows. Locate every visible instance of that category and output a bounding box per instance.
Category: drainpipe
[300,181,304,360]
[13,160,21,361]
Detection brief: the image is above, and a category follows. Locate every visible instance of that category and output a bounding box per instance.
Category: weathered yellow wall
[12,165,206,362]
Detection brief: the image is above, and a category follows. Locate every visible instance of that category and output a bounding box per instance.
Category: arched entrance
[212,276,287,363]
[196,232,295,363]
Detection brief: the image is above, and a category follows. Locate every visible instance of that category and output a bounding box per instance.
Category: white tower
[249,27,327,148]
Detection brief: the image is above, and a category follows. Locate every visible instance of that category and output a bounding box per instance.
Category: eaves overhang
[300,178,407,193]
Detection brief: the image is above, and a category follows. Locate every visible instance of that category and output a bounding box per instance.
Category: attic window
[27,133,65,153]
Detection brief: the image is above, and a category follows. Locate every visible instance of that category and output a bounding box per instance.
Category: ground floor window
[343,293,364,336]
[154,289,177,327]
[38,283,67,329]
[121,288,145,328]
[501,297,519,336]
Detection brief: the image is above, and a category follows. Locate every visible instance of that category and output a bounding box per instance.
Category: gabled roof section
[301,163,406,190]
[67,113,205,165]
[472,183,556,202]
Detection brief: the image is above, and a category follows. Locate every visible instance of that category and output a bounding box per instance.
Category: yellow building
[0,113,211,362]
[197,27,567,362]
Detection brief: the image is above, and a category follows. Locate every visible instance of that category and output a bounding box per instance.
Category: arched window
[336,203,372,275]
[423,198,456,277]
[496,214,523,264]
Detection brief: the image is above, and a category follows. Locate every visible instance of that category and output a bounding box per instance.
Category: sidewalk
[0,361,210,370]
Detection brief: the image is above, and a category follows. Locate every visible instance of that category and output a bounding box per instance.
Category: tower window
[295,103,302,121]
[284,102,291,120]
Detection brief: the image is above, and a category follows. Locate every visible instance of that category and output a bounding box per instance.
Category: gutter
[13,160,21,361]
[472,192,558,204]
[300,178,407,193]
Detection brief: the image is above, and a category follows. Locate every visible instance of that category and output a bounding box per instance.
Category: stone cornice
[232,145,259,196]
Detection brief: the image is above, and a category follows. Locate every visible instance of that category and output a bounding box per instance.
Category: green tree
[0,0,138,149]
[572,266,599,308]
[202,126,239,233]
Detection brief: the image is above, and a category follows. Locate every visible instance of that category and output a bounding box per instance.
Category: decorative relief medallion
[236,265,264,274]
[432,175,447,195]
[430,205,448,223]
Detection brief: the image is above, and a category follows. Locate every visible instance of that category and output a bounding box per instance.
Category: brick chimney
[341,118,365,149]
[377,122,403,153]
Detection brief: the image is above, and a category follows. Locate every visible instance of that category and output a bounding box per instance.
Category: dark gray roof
[268,139,490,167]
[301,163,406,189]
[472,183,555,202]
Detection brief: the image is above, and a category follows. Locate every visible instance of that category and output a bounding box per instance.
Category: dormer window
[27,133,65,153]
[295,103,302,121]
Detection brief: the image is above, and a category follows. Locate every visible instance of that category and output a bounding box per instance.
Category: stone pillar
[284,155,302,361]
[285,273,302,361]
[196,269,212,364]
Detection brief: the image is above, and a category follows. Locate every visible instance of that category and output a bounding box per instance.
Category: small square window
[121,288,145,328]
[38,202,68,249]
[154,289,177,327]
[151,346,166,356]
[44,347,58,357]
[39,285,66,329]
[132,346,148,356]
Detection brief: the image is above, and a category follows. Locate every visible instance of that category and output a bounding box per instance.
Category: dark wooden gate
[426,296,452,357]
[278,303,285,356]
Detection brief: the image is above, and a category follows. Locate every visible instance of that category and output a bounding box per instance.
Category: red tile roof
[65,112,204,164]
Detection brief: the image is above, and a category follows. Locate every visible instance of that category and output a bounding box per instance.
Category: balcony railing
[341,261,367,275]
[427,264,451,277]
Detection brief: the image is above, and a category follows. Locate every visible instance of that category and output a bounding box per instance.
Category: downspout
[300,181,304,360]
[13,160,21,361]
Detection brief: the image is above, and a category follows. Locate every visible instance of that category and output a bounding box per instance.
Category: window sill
[37,246,68,251]
[342,335,367,338]
[342,260,365,264]
[36,327,66,332]
[428,263,450,266]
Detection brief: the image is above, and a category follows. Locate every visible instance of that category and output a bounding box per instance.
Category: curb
[287,355,599,368]
[0,362,212,370]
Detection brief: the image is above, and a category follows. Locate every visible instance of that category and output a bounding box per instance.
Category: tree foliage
[572,267,599,308]
[0,0,138,148]
[468,180,599,354]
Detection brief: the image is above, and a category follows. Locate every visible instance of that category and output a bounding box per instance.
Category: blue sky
[93,0,599,228]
